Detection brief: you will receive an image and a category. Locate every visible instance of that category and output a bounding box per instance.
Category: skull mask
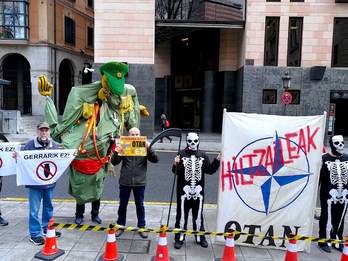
[330,135,344,156]
[186,132,199,151]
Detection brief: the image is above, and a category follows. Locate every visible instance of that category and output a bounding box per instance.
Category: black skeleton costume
[172,133,220,249]
[319,135,348,253]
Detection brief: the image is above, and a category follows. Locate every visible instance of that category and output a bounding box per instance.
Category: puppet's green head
[100,62,128,96]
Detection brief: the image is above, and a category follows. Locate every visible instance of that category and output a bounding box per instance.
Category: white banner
[0,142,21,176]
[216,111,326,252]
[16,149,76,186]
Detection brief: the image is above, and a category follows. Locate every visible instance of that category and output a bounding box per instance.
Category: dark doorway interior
[171,28,220,130]
[2,54,31,114]
[330,91,348,136]
[59,59,74,115]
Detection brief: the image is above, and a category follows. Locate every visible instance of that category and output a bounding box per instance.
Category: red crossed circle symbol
[282,92,292,105]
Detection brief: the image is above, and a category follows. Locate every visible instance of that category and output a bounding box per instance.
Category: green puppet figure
[38,62,148,204]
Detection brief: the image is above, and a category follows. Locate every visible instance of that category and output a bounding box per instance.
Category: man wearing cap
[13,122,61,245]
[37,62,147,225]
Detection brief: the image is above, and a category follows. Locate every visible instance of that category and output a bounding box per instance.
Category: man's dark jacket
[111,147,159,186]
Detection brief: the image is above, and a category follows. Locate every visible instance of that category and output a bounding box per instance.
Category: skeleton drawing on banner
[318,135,348,253]
[172,133,221,249]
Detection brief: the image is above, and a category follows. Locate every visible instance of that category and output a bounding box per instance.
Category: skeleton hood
[330,135,345,157]
[186,132,199,152]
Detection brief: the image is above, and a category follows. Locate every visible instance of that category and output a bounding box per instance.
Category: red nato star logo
[231,131,311,215]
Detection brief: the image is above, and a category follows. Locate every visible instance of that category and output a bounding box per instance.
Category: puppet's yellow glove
[140,105,149,117]
[38,75,53,96]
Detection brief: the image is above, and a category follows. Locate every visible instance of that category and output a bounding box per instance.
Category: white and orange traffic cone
[341,235,348,261]
[151,225,174,261]
[98,224,124,261]
[284,233,297,261]
[216,229,236,261]
[34,218,65,260]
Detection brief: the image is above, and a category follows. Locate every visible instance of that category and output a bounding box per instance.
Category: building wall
[242,65,348,116]
[219,28,240,71]
[242,0,348,142]
[245,0,347,67]
[94,0,155,64]
[0,0,94,117]
[155,41,171,78]
[94,0,156,137]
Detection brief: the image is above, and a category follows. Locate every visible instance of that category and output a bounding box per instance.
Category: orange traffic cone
[151,225,174,261]
[284,233,298,261]
[215,229,236,261]
[98,224,124,261]
[34,218,65,260]
[341,235,348,261]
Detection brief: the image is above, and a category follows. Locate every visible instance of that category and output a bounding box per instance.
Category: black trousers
[0,176,2,217]
[319,197,347,244]
[75,199,100,218]
[174,197,205,242]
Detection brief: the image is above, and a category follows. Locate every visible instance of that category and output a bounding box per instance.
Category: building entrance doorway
[182,94,201,129]
[59,59,74,115]
[2,54,31,114]
[330,91,348,136]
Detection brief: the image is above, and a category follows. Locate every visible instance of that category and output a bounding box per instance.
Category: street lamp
[282,72,291,92]
[83,60,94,74]
[282,72,292,116]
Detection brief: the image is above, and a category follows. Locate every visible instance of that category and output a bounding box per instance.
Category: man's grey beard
[38,136,49,144]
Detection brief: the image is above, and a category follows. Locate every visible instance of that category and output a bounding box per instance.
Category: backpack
[165,120,170,128]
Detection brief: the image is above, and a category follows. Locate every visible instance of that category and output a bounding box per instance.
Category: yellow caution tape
[51,223,346,244]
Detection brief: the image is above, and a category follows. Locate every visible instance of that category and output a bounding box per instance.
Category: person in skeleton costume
[318,135,348,253]
[172,132,221,249]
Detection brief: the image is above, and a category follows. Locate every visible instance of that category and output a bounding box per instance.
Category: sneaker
[30,236,45,245]
[174,241,183,249]
[318,243,331,253]
[42,230,61,238]
[0,217,8,226]
[196,235,208,248]
[138,227,148,238]
[92,216,102,224]
[115,229,124,237]
[198,238,208,248]
[332,243,344,252]
[75,217,83,225]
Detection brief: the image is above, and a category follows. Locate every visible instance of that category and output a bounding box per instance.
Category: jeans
[117,185,146,228]
[28,186,55,237]
[75,199,100,219]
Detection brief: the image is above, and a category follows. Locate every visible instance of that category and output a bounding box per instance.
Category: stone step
[18,115,44,134]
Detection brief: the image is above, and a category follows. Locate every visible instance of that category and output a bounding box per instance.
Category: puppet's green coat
[44,81,140,204]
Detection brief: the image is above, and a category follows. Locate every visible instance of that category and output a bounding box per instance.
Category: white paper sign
[16,149,76,186]
[0,142,21,176]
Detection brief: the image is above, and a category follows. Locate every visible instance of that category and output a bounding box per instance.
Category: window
[65,16,75,45]
[262,90,277,104]
[0,1,29,40]
[87,26,93,47]
[332,18,348,67]
[87,0,93,9]
[287,18,303,66]
[264,17,279,66]
[288,90,300,104]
